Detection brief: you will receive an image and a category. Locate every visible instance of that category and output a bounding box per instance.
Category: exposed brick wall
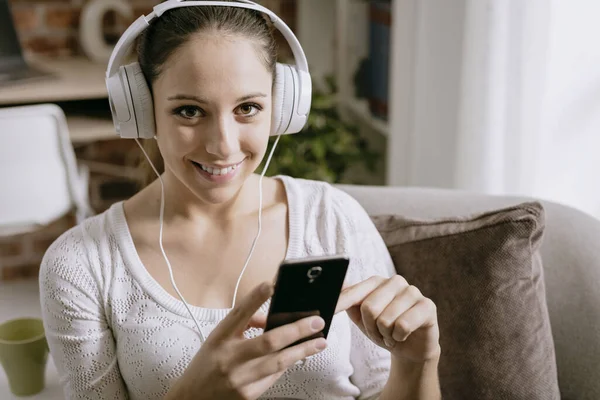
[1,0,297,281]
[0,214,77,281]
[8,0,162,57]
[8,0,297,58]
[75,138,144,213]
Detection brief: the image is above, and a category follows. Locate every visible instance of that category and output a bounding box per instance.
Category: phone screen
[264,255,349,346]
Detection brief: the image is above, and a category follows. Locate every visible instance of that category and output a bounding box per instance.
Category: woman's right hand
[166,282,328,400]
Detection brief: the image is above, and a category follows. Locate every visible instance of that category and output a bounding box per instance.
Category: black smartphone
[264,255,350,346]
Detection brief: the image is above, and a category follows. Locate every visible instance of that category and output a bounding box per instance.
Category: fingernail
[315,339,327,350]
[311,317,325,331]
[384,338,394,348]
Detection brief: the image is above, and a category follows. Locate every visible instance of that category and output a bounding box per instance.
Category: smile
[198,159,244,175]
[191,159,245,182]
[200,163,237,176]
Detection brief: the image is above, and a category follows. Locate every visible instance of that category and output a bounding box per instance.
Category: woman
[39,2,441,399]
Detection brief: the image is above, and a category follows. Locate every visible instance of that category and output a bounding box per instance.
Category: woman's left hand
[335,275,441,363]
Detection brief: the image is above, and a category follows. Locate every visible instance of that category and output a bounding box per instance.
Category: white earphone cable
[231,134,281,308]
[135,134,281,341]
[135,139,206,340]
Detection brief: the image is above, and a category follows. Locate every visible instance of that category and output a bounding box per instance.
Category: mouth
[193,161,242,176]
[190,159,245,182]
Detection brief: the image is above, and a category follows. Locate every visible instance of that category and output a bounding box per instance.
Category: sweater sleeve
[332,188,397,400]
[39,227,129,399]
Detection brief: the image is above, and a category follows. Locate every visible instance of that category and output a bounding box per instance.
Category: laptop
[0,0,53,86]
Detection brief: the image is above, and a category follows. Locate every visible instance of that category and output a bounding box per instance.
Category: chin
[185,160,255,205]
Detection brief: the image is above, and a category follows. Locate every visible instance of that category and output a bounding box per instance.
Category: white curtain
[454,0,550,197]
[388,0,600,219]
[534,0,600,218]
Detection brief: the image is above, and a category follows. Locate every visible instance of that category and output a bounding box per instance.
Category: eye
[236,103,262,117]
[173,106,203,119]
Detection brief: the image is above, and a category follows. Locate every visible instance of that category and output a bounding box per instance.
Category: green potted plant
[260,76,380,183]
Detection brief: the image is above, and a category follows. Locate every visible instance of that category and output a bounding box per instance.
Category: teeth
[199,163,237,176]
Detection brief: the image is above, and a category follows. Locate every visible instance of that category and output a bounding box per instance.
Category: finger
[392,298,437,342]
[346,306,363,328]
[376,284,422,340]
[213,282,273,339]
[247,311,267,330]
[360,275,409,340]
[335,275,387,314]
[265,310,320,330]
[341,276,352,291]
[236,315,325,361]
[234,337,328,387]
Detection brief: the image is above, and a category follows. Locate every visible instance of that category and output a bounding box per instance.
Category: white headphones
[105,0,312,139]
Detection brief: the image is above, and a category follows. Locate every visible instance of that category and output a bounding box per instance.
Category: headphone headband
[106,0,310,115]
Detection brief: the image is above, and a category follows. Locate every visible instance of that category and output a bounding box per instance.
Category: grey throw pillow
[371,202,560,400]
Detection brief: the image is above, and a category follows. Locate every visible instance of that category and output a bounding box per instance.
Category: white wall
[387,0,467,188]
[297,0,336,90]
[297,0,371,96]
[410,0,467,188]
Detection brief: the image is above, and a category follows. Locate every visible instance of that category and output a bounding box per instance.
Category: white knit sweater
[39,176,396,400]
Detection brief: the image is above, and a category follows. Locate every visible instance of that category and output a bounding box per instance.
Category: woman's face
[152,32,273,205]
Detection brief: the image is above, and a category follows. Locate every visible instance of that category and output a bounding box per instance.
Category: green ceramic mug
[0,318,49,396]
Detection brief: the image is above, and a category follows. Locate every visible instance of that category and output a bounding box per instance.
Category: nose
[204,115,241,159]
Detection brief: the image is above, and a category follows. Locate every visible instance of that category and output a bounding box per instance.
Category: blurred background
[0,0,599,280]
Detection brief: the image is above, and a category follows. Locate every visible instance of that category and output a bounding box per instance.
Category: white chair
[0,104,93,236]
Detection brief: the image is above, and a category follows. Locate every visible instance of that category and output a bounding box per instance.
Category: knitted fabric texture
[39,176,396,400]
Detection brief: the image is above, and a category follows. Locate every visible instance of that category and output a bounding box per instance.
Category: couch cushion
[371,201,560,400]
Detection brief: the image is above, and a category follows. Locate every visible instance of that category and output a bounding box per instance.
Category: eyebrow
[167,93,267,103]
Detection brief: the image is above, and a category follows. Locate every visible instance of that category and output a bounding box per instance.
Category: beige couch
[337,184,600,400]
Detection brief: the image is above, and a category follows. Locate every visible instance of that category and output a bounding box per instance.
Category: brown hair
[135,0,278,187]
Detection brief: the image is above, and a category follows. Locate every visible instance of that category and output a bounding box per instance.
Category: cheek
[242,122,271,158]
[156,117,198,155]
[162,133,196,162]
[170,127,199,155]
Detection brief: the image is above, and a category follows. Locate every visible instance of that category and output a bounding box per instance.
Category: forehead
[157,33,272,94]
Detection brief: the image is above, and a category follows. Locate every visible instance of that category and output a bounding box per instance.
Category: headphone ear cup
[271,63,285,136]
[123,62,155,139]
[271,63,296,136]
